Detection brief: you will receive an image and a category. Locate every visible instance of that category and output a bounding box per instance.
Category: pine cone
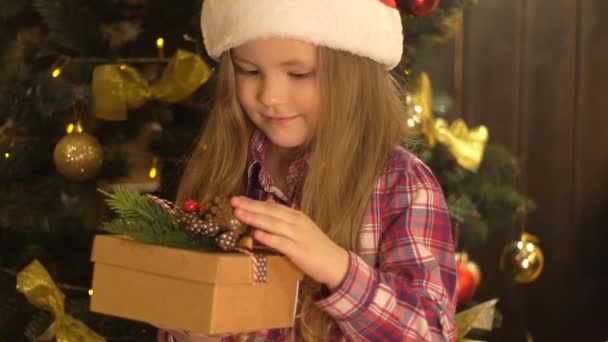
[203,196,245,233]
[215,230,239,251]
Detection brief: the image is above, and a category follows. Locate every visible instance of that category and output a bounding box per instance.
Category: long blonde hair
[177,46,408,341]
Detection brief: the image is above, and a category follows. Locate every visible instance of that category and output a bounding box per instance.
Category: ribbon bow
[456,299,498,341]
[93,49,212,121]
[413,72,489,172]
[432,118,489,172]
[16,260,105,342]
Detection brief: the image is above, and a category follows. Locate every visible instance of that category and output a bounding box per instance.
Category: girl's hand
[231,196,349,291]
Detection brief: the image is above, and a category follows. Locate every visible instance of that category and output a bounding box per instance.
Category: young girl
[161,0,456,341]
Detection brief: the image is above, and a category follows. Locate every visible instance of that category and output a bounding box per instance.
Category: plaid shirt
[242,130,456,341]
[160,130,456,342]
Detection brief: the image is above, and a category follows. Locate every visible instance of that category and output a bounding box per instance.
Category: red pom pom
[182,199,200,213]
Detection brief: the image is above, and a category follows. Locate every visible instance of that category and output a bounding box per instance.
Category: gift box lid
[91,235,303,285]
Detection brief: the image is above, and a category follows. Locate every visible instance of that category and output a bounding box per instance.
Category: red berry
[183,199,199,213]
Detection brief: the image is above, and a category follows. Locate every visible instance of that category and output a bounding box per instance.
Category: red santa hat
[201,0,404,70]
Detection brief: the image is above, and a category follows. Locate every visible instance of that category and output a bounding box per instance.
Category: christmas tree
[0,0,532,340]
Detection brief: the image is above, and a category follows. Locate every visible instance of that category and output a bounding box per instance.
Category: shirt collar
[247,129,310,198]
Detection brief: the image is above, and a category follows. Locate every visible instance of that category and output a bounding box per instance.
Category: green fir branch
[447,193,489,249]
[402,0,473,44]
[99,188,178,233]
[102,217,215,250]
[421,137,536,249]
[32,0,99,54]
[98,188,216,251]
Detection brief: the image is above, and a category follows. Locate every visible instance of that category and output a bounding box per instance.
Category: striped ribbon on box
[145,194,268,284]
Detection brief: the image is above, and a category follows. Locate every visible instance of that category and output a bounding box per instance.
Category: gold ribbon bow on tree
[412,72,489,172]
[92,49,212,121]
[16,260,106,342]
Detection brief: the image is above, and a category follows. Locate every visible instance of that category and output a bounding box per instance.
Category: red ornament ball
[380,0,397,8]
[405,0,440,17]
[182,199,200,213]
[456,261,479,305]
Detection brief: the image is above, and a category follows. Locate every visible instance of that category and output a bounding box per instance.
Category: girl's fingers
[234,208,295,240]
[231,196,296,224]
[253,229,294,253]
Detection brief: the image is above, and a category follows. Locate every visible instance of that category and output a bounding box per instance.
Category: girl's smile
[263,114,302,125]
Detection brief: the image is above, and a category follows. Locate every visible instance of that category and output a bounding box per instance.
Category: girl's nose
[259,76,287,106]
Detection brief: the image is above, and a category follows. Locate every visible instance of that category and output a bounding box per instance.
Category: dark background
[421,0,608,340]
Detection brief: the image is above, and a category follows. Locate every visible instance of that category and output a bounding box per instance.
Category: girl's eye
[289,72,312,79]
[235,65,259,76]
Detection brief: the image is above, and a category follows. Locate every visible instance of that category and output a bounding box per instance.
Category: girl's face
[232,38,320,151]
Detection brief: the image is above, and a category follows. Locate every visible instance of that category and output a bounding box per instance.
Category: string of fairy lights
[1,37,189,181]
[0,40,183,298]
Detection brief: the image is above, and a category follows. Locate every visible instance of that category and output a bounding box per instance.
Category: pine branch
[447,193,489,249]
[0,178,88,233]
[99,188,178,232]
[32,0,99,54]
[102,217,211,250]
[99,188,216,251]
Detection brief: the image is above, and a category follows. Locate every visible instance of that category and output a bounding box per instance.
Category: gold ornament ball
[53,132,103,181]
[500,238,544,284]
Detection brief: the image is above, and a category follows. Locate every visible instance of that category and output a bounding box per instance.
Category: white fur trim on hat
[201,0,403,70]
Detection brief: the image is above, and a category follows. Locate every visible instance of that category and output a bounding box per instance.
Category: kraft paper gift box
[90,235,303,334]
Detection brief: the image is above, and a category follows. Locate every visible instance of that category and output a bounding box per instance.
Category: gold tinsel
[413,72,489,172]
[16,260,105,342]
[92,49,211,121]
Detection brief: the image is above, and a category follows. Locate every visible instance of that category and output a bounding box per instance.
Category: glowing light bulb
[149,157,159,179]
[526,242,535,253]
[149,166,158,179]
